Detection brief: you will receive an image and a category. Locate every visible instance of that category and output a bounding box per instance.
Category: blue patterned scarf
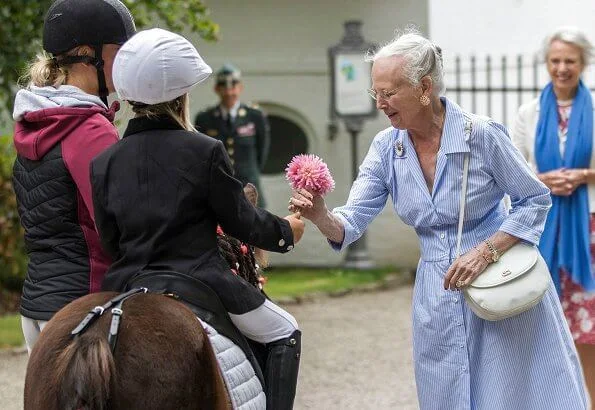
[535,80,595,295]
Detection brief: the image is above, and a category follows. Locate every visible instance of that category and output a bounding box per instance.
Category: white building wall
[429,0,595,128]
[184,0,429,268]
[429,0,595,57]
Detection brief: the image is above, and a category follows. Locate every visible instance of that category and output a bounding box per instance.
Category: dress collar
[399,97,470,156]
[438,97,470,154]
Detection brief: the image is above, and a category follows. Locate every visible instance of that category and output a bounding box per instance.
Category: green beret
[216,63,241,87]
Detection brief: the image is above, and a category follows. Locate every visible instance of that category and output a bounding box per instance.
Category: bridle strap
[71,287,148,341]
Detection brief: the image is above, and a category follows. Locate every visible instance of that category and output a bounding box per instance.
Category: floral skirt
[560,214,595,345]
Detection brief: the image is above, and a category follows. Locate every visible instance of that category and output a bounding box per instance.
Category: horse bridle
[70,287,148,352]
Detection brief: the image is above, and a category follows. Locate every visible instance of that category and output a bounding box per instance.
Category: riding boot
[264,329,301,410]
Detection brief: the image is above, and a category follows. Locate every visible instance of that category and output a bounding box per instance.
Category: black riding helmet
[43,0,136,104]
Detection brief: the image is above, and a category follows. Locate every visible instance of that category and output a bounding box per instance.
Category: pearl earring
[420,95,430,106]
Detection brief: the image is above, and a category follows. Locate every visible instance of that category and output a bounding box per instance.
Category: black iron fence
[444,54,595,128]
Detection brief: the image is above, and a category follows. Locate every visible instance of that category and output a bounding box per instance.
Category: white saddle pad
[198,318,266,410]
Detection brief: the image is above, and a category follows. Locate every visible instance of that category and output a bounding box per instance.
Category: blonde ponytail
[131,94,195,131]
[24,52,69,88]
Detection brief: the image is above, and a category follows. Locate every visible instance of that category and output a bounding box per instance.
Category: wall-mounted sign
[333,53,374,116]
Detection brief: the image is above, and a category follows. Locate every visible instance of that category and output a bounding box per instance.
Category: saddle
[126,270,265,387]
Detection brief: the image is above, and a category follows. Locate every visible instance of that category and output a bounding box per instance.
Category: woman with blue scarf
[513,26,595,403]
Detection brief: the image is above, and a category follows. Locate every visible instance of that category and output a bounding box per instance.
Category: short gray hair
[542,26,594,65]
[366,27,445,95]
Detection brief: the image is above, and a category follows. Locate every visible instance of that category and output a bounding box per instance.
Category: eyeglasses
[367,87,399,101]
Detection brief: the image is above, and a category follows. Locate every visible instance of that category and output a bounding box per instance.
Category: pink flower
[285,154,335,196]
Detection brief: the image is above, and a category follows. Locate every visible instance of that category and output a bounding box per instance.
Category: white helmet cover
[113,28,212,105]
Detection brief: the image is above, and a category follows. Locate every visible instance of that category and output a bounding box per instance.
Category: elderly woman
[512,26,595,404]
[290,29,587,409]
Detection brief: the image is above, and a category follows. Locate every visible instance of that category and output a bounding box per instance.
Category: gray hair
[366,27,445,95]
[542,26,594,65]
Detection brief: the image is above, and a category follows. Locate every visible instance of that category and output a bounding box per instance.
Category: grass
[263,266,398,299]
[0,267,401,348]
[0,314,23,348]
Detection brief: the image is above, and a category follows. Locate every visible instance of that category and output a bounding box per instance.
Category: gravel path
[0,285,418,410]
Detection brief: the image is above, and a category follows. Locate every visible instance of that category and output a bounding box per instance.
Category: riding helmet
[43,0,136,55]
[113,28,212,105]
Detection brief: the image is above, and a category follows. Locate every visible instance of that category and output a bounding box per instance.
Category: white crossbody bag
[455,119,551,321]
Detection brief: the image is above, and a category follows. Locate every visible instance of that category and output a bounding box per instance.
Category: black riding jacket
[91,116,294,313]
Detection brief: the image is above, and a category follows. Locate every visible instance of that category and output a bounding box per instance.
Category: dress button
[459,344,465,348]
[440,233,445,239]
[453,298,458,303]
[278,239,285,247]
[287,245,294,251]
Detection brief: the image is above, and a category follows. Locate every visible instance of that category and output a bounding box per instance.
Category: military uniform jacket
[91,115,292,313]
[195,103,270,188]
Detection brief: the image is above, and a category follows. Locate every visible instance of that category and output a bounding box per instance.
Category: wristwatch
[484,239,500,262]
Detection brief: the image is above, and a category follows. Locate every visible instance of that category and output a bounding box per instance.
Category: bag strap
[455,114,473,258]
[455,154,470,258]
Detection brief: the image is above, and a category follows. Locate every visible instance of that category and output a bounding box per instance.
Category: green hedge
[0,135,27,291]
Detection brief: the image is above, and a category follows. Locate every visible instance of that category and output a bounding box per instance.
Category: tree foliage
[0,135,25,291]
[0,0,218,120]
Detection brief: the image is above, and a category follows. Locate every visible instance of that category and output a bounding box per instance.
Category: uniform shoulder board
[246,103,267,118]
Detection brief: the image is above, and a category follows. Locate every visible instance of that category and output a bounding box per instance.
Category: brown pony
[24,185,266,410]
[24,292,231,410]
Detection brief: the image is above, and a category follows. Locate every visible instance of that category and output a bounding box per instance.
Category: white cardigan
[511,96,595,212]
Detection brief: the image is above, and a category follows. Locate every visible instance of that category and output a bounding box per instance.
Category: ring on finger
[456,280,465,288]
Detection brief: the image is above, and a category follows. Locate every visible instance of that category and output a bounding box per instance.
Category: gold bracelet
[484,239,500,262]
[474,246,491,264]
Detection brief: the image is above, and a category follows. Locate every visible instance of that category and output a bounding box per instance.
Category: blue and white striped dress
[330,98,587,409]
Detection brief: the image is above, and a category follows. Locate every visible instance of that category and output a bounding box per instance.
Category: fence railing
[444,54,595,129]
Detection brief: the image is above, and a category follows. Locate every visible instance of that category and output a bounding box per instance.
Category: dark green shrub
[0,135,26,291]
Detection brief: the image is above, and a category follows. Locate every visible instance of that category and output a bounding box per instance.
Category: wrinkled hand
[562,169,587,194]
[539,169,571,195]
[283,213,305,244]
[539,169,583,196]
[288,188,327,223]
[443,248,489,291]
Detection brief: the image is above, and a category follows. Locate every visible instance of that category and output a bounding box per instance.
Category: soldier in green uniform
[195,64,270,207]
